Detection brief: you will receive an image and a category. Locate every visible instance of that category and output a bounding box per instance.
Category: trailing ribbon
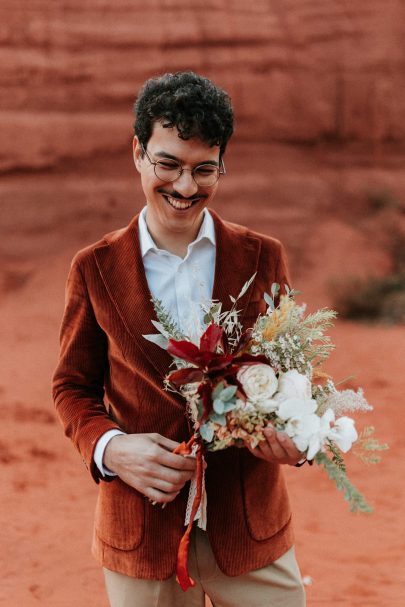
[173,435,204,591]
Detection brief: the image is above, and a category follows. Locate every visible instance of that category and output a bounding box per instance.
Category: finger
[276,432,302,459]
[145,486,180,504]
[140,437,197,471]
[147,477,194,493]
[148,476,186,494]
[149,466,195,486]
[256,439,276,461]
[263,427,289,460]
[245,439,273,462]
[154,434,185,452]
[157,449,198,472]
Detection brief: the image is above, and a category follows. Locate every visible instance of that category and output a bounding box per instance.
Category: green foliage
[252,293,337,373]
[211,382,237,416]
[353,426,389,464]
[264,282,300,311]
[202,273,257,349]
[203,302,222,325]
[326,441,346,472]
[297,308,337,366]
[151,297,183,339]
[315,452,373,513]
[199,422,214,443]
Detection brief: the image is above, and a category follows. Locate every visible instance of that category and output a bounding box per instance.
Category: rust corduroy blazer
[52,209,294,579]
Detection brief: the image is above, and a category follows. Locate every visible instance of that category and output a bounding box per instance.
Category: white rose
[277,370,312,401]
[237,364,278,402]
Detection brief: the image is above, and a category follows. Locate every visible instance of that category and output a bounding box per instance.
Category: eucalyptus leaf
[223,400,237,412]
[209,413,226,425]
[212,381,225,399]
[213,398,225,414]
[150,320,172,338]
[271,282,280,297]
[264,292,274,307]
[199,423,215,443]
[220,385,237,401]
[142,333,169,350]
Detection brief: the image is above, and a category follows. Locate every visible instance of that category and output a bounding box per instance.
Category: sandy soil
[1,148,404,606]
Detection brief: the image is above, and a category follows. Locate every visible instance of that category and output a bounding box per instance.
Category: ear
[132,136,143,173]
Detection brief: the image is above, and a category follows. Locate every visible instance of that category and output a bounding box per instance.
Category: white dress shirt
[94,207,216,476]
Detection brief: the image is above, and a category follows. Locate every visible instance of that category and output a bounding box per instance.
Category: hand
[103,433,197,504]
[246,425,304,466]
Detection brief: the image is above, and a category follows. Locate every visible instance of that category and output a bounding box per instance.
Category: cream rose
[237,364,278,402]
[277,369,312,400]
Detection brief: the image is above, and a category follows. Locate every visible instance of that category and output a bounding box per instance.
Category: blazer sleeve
[52,257,121,483]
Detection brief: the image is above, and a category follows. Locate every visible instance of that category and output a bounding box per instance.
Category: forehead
[148,121,220,163]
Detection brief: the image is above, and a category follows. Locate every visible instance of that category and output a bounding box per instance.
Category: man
[53,71,306,606]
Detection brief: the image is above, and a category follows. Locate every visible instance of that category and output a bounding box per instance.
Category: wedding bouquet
[144,276,387,590]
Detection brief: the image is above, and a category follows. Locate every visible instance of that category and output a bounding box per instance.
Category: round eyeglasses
[141,145,226,187]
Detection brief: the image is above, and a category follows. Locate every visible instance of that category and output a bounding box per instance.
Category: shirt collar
[138,207,216,258]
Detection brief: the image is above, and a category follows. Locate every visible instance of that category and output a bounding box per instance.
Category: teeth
[166,196,194,210]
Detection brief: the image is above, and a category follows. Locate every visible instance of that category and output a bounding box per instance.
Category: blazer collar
[93,209,262,380]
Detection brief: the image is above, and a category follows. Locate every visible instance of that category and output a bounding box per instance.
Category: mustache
[158,188,208,202]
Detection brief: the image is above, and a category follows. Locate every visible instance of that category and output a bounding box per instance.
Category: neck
[145,213,205,258]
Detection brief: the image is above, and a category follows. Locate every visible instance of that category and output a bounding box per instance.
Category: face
[133,122,221,242]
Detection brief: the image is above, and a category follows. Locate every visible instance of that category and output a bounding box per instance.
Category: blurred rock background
[1,0,404,304]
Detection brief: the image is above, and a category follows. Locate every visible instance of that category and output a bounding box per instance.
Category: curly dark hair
[133,71,234,157]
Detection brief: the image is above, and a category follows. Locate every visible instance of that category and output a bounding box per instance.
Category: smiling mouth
[162,194,200,211]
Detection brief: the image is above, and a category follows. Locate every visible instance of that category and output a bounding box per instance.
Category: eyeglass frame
[140,144,226,186]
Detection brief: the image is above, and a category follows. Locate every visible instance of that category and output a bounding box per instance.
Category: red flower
[167,324,233,386]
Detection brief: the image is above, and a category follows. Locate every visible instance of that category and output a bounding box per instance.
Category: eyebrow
[153,150,219,167]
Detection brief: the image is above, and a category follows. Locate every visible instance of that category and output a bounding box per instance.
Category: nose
[172,169,199,198]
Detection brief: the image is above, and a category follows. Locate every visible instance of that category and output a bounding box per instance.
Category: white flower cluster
[235,365,358,460]
[251,332,311,376]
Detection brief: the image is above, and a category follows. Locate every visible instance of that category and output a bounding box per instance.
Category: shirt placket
[175,261,194,337]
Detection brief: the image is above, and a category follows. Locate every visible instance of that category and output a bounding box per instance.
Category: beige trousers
[103,527,305,607]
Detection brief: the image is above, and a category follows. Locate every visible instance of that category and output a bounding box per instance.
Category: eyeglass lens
[154,160,219,186]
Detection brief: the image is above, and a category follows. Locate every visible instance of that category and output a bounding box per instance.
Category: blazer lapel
[210,209,262,322]
[93,214,174,379]
[93,210,262,381]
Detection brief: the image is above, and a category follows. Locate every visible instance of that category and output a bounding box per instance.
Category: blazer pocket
[94,479,145,550]
[241,452,292,541]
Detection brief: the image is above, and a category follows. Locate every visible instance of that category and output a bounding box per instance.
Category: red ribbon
[173,435,204,591]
